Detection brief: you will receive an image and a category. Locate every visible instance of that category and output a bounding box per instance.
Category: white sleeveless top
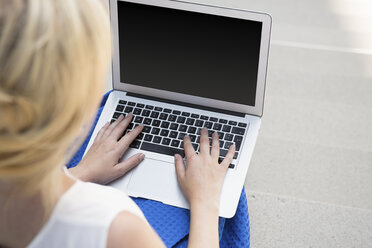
[27,180,145,248]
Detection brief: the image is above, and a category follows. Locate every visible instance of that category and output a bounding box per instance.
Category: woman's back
[27,180,144,248]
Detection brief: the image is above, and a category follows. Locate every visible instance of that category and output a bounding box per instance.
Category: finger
[183,135,196,159]
[210,131,220,159]
[174,154,185,182]
[110,113,134,140]
[113,153,145,180]
[95,122,109,142]
[199,128,209,155]
[103,114,125,138]
[220,143,236,169]
[117,124,144,150]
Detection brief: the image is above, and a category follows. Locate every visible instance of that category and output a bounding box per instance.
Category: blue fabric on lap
[67,91,250,248]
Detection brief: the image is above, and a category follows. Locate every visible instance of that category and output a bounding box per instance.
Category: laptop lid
[110,0,271,117]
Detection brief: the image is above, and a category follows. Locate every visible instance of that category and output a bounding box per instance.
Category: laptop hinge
[126,92,246,118]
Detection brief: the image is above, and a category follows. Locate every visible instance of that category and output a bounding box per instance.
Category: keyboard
[111,100,248,169]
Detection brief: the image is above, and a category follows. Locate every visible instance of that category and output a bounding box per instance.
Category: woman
[0,0,236,247]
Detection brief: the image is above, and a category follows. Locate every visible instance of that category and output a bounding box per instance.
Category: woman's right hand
[174,127,236,210]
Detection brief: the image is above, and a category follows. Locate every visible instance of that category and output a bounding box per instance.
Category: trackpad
[127,158,188,207]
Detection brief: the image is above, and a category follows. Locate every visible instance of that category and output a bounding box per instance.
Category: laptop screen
[118,1,262,107]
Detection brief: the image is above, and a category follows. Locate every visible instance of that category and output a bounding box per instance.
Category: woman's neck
[0,171,76,248]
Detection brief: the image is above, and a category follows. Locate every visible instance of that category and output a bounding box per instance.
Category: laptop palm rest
[127,158,188,208]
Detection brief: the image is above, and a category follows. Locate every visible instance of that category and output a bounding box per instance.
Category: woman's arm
[175,129,236,247]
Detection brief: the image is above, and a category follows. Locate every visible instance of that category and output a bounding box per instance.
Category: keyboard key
[143,126,151,133]
[116,105,124,112]
[209,117,218,122]
[195,120,204,127]
[178,133,186,140]
[164,108,172,113]
[151,127,160,135]
[113,112,121,119]
[145,105,154,110]
[217,132,224,139]
[136,133,144,140]
[179,125,187,132]
[232,127,245,135]
[171,139,180,147]
[160,129,169,137]
[172,110,181,115]
[191,114,200,118]
[224,142,233,149]
[169,131,178,138]
[186,118,195,125]
[124,106,133,113]
[234,152,238,159]
[159,113,168,120]
[144,134,153,142]
[228,120,237,126]
[161,138,171,145]
[176,116,186,124]
[119,100,127,105]
[204,121,213,128]
[110,119,116,124]
[141,142,185,157]
[170,123,179,130]
[143,118,152,125]
[188,126,197,134]
[224,134,233,141]
[136,103,145,108]
[129,140,141,149]
[150,111,160,118]
[141,110,151,117]
[238,122,247,127]
[168,115,177,122]
[220,149,228,157]
[189,135,196,142]
[152,120,161,127]
[234,135,243,151]
[161,121,170,128]
[219,119,228,124]
[182,112,190,117]
[134,116,143,123]
[222,125,232,132]
[153,136,162,144]
[127,123,134,129]
[200,115,209,120]
[154,107,163,111]
[213,123,222,131]
[219,140,224,147]
[133,108,142,115]
[208,130,214,137]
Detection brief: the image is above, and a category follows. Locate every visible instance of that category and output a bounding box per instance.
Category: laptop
[85,0,271,218]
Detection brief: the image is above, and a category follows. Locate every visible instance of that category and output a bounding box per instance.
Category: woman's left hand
[69,113,145,184]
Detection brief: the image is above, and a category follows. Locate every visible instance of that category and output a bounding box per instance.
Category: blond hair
[0,0,111,208]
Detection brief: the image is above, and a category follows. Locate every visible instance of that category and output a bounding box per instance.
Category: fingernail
[139,153,145,160]
[174,154,180,160]
[119,114,124,120]
[213,131,218,137]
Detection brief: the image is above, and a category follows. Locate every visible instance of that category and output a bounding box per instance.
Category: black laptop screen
[118,1,262,106]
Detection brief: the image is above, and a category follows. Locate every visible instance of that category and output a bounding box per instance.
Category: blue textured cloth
[67,91,250,248]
